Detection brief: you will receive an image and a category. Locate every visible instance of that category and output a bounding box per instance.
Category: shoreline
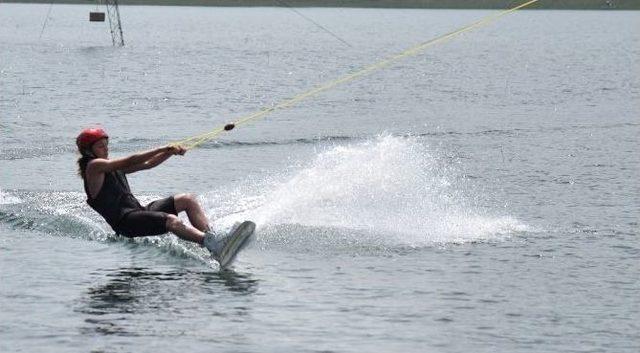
[2,1,639,10]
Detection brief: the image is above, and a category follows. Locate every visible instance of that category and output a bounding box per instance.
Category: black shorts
[116,196,177,237]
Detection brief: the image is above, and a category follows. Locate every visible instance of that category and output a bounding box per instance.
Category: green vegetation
[4,0,638,10]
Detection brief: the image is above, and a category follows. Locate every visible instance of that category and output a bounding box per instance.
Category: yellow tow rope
[174,0,539,150]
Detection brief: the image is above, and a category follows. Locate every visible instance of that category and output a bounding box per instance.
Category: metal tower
[104,0,124,46]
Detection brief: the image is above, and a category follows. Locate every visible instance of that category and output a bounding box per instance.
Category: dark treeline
[4,0,638,9]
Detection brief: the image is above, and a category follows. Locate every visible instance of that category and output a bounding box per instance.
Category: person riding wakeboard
[76,127,253,268]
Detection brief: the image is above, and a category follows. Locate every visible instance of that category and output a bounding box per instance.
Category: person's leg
[173,193,210,232]
[165,214,205,245]
[118,210,206,246]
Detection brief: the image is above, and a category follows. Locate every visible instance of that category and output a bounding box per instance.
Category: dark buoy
[224,123,235,131]
[89,12,105,22]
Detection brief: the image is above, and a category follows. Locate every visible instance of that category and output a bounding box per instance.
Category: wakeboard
[215,220,255,269]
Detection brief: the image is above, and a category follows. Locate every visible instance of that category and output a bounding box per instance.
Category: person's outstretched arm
[122,145,186,174]
[87,145,183,176]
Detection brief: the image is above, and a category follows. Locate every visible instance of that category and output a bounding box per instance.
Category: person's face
[91,138,109,158]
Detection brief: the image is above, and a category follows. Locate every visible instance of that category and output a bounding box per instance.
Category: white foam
[203,135,529,247]
[0,188,22,205]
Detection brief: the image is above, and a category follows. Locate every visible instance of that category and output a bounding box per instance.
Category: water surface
[1,4,639,353]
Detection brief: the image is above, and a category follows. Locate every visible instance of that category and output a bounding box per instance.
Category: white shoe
[203,221,255,269]
[203,231,222,254]
[203,223,242,254]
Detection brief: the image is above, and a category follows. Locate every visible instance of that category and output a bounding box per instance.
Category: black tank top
[84,170,143,230]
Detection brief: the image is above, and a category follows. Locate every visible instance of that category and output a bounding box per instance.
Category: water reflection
[77,267,258,336]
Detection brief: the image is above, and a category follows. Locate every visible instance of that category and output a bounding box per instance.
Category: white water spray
[0,188,22,205]
[203,135,528,248]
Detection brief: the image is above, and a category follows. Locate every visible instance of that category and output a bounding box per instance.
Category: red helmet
[76,127,108,151]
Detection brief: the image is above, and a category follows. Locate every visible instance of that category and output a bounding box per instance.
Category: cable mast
[105,0,124,46]
[89,0,124,46]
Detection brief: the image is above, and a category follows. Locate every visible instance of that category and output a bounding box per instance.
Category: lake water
[1,4,639,353]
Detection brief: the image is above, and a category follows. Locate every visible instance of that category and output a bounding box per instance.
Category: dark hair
[77,152,94,178]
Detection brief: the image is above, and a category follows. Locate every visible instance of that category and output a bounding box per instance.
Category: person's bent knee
[176,193,196,201]
[175,193,198,209]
